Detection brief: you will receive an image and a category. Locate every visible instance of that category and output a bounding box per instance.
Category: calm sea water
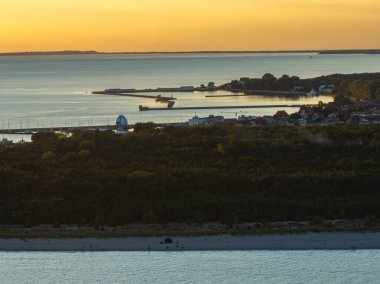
[0,251,379,283]
[1,53,380,130]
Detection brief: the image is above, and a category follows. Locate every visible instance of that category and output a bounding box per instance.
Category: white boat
[308,89,319,97]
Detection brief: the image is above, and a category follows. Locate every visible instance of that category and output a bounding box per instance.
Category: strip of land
[0,232,379,251]
[205,90,307,97]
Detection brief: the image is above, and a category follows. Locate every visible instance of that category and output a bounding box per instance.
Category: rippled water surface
[0,250,379,283]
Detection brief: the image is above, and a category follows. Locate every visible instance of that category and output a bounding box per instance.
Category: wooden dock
[139,104,304,111]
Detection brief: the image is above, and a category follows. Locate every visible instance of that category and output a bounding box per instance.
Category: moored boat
[139,105,149,111]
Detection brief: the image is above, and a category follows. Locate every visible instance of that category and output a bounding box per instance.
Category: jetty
[139,104,304,111]
[93,87,309,99]
[92,86,195,96]
[92,92,177,101]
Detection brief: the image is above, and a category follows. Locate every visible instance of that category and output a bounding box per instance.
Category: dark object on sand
[164,237,173,244]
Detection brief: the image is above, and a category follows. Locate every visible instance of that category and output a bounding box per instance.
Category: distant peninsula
[1,49,380,56]
[319,49,380,55]
[0,50,99,56]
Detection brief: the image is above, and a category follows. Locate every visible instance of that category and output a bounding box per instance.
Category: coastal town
[2,85,380,146]
[186,99,380,127]
[2,98,380,146]
[2,70,380,145]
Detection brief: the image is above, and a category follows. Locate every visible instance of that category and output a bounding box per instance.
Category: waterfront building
[326,113,340,123]
[188,115,224,126]
[116,115,128,130]
[263,116,275,125]
[237,115,257,121]
[319,85,335,94]
[350,112,380,125]
[273,110,290,120]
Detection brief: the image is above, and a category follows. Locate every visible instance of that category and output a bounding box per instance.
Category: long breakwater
[139,104,304,111]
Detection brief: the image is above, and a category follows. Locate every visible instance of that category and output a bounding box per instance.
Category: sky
[1,0,380,52]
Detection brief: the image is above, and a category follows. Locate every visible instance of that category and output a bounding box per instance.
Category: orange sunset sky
[1,0,380,52]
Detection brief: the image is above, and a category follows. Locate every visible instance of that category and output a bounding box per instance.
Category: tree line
[224,72,380,101]
[0,125,380,226]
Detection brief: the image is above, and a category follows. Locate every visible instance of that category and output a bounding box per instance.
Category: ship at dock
[155,94,176,102]
[139,100,175,111]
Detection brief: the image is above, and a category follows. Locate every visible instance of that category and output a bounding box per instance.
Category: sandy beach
[0,232,379,251]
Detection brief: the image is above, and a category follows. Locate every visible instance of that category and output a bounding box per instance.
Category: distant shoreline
[1,232,379,251]
[1,49,380,56]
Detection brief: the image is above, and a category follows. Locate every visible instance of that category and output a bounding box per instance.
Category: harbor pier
[139,104,304,111]
[92,92,177,101]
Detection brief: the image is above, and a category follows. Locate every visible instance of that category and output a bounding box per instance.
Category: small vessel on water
[139,101,175,110]
[139,105,149,111]
[156,94,176,102]
[155,94,164,102]
[168,100,175,108]
[308,89,319,97]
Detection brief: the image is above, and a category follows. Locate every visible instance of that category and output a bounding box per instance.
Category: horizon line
[1,48,380,56]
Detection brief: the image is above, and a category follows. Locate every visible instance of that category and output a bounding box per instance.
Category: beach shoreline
[1,232,379,251]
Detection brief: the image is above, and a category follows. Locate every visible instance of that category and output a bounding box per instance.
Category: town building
[273,110,290,120]
[237,115,257,122]
[350,112,380,125]
[188,115,224,126]
[319,85,335,94]
[116,114,128,130]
